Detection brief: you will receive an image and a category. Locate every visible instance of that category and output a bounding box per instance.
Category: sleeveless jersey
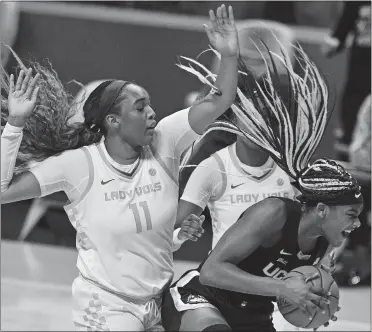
[197,198,328,314]
[64,142,179,301]
[208,145,295,248]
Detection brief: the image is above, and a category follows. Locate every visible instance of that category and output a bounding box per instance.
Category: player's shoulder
[259,197,287,214]
[42,146,90,168]
[208,143,233,165]
[254,197,289,229]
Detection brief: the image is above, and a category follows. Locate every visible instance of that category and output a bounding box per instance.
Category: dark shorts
[161,270,275,332]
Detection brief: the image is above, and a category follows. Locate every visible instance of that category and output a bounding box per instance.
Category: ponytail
[1,49,101,172]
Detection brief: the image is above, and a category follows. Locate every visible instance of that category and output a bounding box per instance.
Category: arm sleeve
[181,157,225,210]
[29,148,89,198]
[154,108,200,161]
[1,123,23,192]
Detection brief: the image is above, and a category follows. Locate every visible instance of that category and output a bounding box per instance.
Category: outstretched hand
[8,68,40,126]
[203,4,239,58]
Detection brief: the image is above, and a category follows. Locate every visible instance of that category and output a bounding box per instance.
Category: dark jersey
[194,197,329,314]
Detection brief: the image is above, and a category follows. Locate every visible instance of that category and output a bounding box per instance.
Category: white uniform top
[181,143,296,248]
[1,108,199,302]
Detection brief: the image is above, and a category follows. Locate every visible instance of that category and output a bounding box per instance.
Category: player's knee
[202,324,232,331]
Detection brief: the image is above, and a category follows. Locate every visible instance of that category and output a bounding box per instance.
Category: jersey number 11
[129,201,153,233]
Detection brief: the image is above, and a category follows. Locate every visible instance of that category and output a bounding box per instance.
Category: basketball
[277,265,339,329]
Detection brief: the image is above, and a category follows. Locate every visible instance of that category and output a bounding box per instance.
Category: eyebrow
[134,97,150,104]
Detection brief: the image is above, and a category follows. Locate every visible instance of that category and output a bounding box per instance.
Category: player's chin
[329,232,345,247]
[141,132,154,145]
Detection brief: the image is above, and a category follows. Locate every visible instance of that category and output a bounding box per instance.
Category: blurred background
[1,1,370,330]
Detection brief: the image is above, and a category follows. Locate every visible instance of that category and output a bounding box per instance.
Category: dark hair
[82,80,130,135]
[295,158,362,205]
[179,42,361,205]
[1,48,129,172]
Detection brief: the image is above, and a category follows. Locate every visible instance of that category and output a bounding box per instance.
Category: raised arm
[188,4,238,134]
[1,69,86,205]
[1,69,43,203]
[199,198,329,316]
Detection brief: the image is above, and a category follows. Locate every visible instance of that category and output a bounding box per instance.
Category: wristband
[173,228,187,245]
[4,122,23,133]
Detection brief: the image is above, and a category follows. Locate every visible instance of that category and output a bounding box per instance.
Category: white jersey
[1,108,199,301]
[182,143,296,248]
[64,142,179,301]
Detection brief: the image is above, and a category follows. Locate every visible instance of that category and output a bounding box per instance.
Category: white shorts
[72,275,164,331]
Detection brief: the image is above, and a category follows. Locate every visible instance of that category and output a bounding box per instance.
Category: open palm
[204,5,238,57]
[8,68,40,120]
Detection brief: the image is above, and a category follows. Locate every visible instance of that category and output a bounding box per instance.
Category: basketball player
[174,76,298,332]
[162,40,363,331]
[1,5,239,331]
[175,74,297,250]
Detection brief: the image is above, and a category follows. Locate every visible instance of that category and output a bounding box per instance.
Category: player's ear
[105,114,120,129]
[316,202,329,219]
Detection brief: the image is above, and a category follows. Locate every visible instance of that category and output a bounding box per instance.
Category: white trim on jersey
[64,146,95,211]
[169,270,217,312]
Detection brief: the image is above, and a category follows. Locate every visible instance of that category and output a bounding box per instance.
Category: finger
[209,9,218,31]
[31,86,40,103]
[228,5,235,26]
[187,214,204,223]
[305,272,319,283]
[185,219,202,229]
[181,226,203,237]
[307,293,330,306]
[221,4,228,25]
[25,73,40,99]
[302,303,314,320]
[216,6,223,26]
[9,74,14,94]
[15,70,25,91]
[305,299,322,313]
[329,250,335,263]
[199,214,205,223]
[310,285,331,298]
[20,68,32,93]
[190,235,199,242]
[321,264,331,274]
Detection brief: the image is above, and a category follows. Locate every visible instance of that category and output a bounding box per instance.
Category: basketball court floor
[1,240,370,331]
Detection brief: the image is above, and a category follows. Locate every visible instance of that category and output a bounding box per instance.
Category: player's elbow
[199,264,215,286]
[199,259,223,287]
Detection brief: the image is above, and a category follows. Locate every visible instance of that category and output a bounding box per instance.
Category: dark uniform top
[170,198,329,328]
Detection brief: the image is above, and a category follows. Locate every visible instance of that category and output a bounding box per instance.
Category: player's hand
[8,68,40,127]
[321,251,337,275]
[313,306,341,331]
[178,214,205,242]
[204,4,238,58]
[281,272,331,320]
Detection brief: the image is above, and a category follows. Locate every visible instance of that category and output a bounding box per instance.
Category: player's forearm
[1,122,23,192]
[188,54,238,134]
[200,261,286,298]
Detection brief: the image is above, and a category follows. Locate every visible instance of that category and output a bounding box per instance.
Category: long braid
[178,34,361,204]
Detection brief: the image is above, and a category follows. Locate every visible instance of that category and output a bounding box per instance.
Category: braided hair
[178,39,362,205]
